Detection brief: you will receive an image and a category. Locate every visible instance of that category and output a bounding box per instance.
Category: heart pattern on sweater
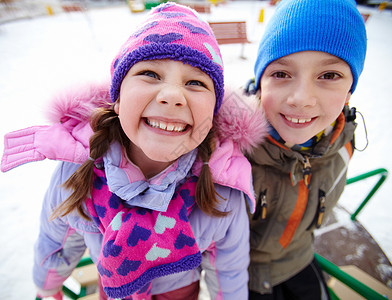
[102,239,122,257]
[145,243,171,261]
[154,213,176,234]
[117,258,142,275]
[86,168,201,299]
[127,223,152,247]
[174,231,196,249]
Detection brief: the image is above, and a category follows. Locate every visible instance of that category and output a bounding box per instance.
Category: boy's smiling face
[260,51,353,145]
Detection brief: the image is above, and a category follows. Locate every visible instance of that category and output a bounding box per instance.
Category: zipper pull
[253,189,267,221]
[303,156,312,188]
[260,191,267,220]
[316,190,326,228]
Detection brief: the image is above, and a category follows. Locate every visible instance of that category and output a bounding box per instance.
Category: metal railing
[345,168,388,220]
[315,168,390,300]
[315,253,388,300]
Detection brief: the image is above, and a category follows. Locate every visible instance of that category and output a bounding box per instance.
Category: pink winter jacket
[1,83,268,299]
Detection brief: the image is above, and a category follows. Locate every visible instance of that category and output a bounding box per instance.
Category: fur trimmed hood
[46,82,268,154]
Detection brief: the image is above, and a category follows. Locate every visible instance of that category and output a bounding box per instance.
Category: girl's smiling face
[115,59,216,176]
[260,51,353,145]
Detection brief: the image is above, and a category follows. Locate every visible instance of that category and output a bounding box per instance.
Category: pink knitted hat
[110,2,224,114]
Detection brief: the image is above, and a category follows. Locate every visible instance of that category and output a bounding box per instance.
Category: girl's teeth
[147,119,186,132]
[166,124,174,131]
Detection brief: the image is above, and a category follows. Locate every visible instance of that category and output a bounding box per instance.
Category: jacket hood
[46,81,111,124]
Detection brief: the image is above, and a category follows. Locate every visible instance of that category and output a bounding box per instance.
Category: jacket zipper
[302,156,328,229]
[316,190,326,228]
[303,155,311,188]
[252,156,312,222]
[252,189,267,221]
[307,189,326,230]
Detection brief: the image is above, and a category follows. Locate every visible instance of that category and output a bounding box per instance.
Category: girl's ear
[114,101,120,114]
[345,92,352,105]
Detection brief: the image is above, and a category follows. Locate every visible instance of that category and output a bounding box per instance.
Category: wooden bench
[61,3,84,12]
[208,21,250,58]
[182,1,211,13]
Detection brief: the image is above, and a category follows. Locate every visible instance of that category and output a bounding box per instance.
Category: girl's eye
[272,71,289,79]
[187,80,206,87]
[320,72,341,80]
[139,70,159,79]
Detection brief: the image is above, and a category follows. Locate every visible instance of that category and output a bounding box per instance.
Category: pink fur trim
[215,88,268,154]
[46,81,111,123]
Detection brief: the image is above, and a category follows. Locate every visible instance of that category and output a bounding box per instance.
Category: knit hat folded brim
[254,0,367,93]
[110,2,224,114]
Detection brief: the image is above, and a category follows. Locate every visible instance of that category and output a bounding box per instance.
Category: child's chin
[283,135,314,146]
[145,150,184,164]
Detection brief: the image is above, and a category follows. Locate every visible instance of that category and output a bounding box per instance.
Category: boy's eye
[186,80,206,87]
[320,72,341,80]
[272,71,289,79]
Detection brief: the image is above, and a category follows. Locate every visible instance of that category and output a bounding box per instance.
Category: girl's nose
[156,85,187,107]
[286,80,317,108]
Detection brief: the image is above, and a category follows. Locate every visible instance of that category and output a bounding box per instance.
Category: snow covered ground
[0,1,391,298]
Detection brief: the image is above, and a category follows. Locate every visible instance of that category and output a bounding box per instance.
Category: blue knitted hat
[110,2,224,114]
[254,0,367,93]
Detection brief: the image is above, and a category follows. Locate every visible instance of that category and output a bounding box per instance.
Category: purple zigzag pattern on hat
[85,168,202,298]
[156,3,186,18]
[134,21,158,38]
[160,11,186,18]
[179,21,209,35]
[156,2,175,11]
[144,33,183,44]
[109,3,224,115]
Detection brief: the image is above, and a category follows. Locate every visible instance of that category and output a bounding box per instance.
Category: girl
[1,3,266,299]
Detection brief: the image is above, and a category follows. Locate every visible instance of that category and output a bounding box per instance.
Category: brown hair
[51,103,226,221]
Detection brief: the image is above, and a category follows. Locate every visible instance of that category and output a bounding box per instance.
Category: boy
[246,0,367,299]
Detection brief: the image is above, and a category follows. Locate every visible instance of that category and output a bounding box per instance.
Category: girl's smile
[115,59,216,176]
[145,118,188,133]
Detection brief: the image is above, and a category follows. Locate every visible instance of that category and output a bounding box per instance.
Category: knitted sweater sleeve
[201,186,250,299]
[33,162,88,296]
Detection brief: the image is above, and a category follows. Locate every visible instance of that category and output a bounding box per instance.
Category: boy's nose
[286,81,317,108]
[156,85,187,107]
